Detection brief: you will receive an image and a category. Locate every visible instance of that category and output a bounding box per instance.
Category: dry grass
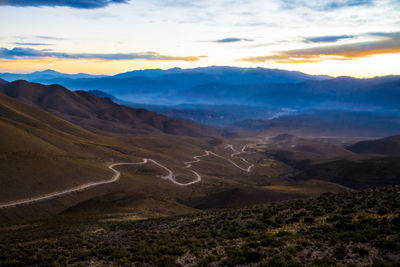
[264,180,349,196]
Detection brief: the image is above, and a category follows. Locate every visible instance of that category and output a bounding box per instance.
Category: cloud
[153,0,204,8]
[14,42,51,46]
[241,34,400,63]
[214,38,253,43]
[304,35,355,43]
[0,0,129,9]
[74,12,119,20]
[303,31,400,44]
[35,36,66,40]
[281,0,374,11]
[324,0,373,10]
[368,31,400,38]
[0,47,202,62]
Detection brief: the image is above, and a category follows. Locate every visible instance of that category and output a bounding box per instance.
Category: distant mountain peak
[29,69,62,75]
[38,69,60,74]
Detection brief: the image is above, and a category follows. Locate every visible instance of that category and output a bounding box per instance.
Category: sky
[0,0,399,77]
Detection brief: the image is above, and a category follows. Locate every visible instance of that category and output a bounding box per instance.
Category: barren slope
[0,80,220,137]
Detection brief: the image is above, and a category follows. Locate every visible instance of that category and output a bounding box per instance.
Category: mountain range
[1,67,399,118]
[179,76,400,109]
[0,69,105,82]
[0,66,328,85]
[0,67,329,105]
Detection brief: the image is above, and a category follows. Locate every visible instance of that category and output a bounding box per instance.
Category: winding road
[0,162,143,209]
[224,144,255,172]
[0,144,254,209]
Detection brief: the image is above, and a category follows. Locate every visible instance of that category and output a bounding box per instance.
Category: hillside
[249,134,400,189]
[0,90,242,218]
[293,157,400,189]
[347,135,400,156]
[0,86,234,215]
[232,111,400,137]
[0,80,220,137]
[0,78,7,84]
[262,134,354,163]
[1,186,398,266]
[0,93,117,202]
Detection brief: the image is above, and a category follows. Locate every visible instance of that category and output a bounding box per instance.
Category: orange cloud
[0,47,203,62]
[241,37,400,63]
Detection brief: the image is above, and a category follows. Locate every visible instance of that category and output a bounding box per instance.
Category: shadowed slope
[233,111,400,137]
[293,157,400,189]
[0,80,220,137]
[347,135,400,156]
[185,187,304,209]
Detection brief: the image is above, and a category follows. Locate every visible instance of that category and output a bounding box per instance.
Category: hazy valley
[0,67,400,265]
[2,0,400,263]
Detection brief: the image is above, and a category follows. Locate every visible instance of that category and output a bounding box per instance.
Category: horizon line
[2,65,400,79]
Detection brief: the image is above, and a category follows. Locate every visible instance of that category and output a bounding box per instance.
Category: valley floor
[0,144,254,209]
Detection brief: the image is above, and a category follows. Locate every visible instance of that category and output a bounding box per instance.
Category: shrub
[267,252,302,267]
[244,250,261,263]
[378,207,389,215]
[286,246,298,256]
[304,217,315,224]
[352,246,369,257]
[224,247,245,265]
[374,238,400,252]
[333,245,348,260]
[156,255,176,267]
[312,257,338,266]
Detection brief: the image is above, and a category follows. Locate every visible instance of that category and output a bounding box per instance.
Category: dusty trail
[0,162,142,209]
[148,158,201,186]
[184,144,254,172]
[224,144,255,172]
[0,144,254,208]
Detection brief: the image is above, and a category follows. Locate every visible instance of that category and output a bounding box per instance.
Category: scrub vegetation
[1,186,399,266]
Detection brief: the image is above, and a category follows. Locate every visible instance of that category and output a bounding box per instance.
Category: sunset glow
[1,0,399,77]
